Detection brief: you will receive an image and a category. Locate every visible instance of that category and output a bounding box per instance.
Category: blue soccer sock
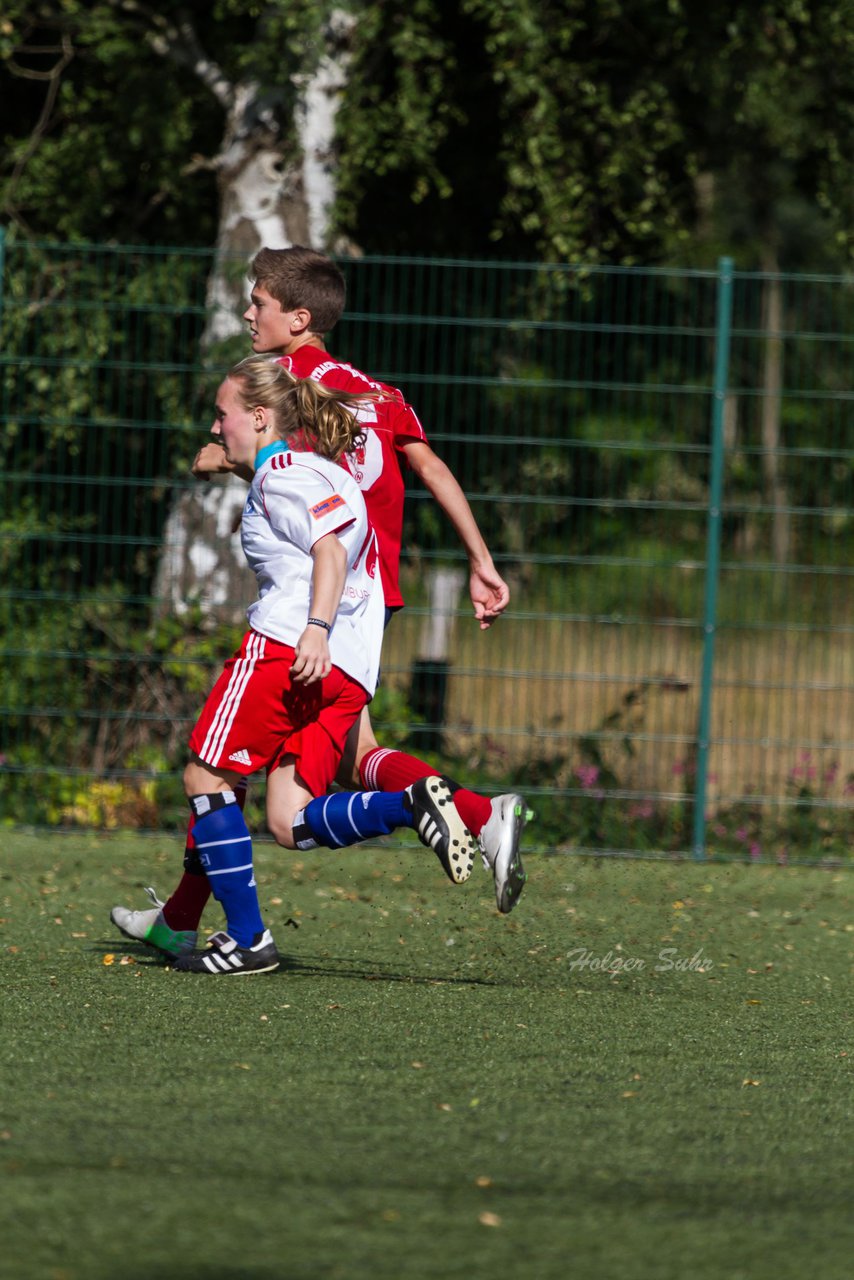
[190,793,264,947]
[293,791,412,850]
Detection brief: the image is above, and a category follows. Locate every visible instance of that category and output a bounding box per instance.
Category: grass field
[2,832,852,1280]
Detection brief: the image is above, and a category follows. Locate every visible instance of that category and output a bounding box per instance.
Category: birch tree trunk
[153,8,354,622]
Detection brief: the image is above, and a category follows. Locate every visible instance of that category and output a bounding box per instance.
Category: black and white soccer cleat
[405,775,477,884]
[172,928,280,975]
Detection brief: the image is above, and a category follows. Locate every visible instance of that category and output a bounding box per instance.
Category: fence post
[692,256,734,860]
[0,226,5,334]
[409,567,465,753]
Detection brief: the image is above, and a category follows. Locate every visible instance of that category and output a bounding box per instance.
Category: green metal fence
[0,235,851,860]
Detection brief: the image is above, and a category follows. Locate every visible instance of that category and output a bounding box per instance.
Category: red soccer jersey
[280,346,428,608]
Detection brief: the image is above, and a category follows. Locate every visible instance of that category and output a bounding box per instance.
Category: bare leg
[336,706,378,788]
[264,755,314,849]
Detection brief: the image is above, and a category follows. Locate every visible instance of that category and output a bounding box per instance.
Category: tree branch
[2,30,74,223]
[113,0,235,109]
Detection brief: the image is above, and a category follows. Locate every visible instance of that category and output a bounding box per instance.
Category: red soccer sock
[161,804,210,930]
[359,747,491,836]
[162,870,211,931]
[161,779,248,930]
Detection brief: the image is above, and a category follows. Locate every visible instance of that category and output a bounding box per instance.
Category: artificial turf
[1,832,852,1280]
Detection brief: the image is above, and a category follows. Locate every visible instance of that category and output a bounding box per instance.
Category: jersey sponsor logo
[228,748,253,766]
[309,493,346,519]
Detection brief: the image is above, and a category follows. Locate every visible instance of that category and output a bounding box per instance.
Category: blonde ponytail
[227,354,373,462]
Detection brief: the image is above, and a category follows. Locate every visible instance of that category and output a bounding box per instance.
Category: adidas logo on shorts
[228,749,252,766]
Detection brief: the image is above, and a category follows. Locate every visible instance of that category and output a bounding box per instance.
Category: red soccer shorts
[188,629,368,796]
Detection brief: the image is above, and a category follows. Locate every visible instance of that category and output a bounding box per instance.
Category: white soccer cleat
[478,794,531,913]
[110,886,198,958]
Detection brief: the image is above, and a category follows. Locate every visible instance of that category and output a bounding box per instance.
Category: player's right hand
[290,627,332,685]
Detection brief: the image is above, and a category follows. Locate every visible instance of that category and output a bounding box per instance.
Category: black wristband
[307,617,331,633]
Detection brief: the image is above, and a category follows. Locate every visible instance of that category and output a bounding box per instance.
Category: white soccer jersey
[282,346,429,608]
[241,447,385,696]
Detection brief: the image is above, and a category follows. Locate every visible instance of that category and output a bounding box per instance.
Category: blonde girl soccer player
[148,248,528,939]
[116,355,476,975]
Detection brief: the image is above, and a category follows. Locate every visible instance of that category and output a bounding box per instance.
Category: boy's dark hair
[249,246,346,335]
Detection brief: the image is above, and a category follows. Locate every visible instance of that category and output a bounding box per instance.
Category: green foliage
[0,243,212,613]
[0,2,219,242]
[4,2,850,266]
[0,0,334,244]
[337,1,854,267]
[368,682,426,751]
[0,584,246,827]
[680,0,854,268]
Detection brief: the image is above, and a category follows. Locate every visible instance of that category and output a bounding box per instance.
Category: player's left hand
[290,628,332,684]
[470,566,510,630]
[192,441,233,478]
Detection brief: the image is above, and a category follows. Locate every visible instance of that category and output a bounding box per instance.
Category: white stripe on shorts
[199,632,266,765]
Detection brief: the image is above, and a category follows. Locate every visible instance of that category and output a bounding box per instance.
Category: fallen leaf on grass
[742,1079,762,1087]
[475,1176,493,1188]
[479,1212,502,1228]
[103,954,115,966]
